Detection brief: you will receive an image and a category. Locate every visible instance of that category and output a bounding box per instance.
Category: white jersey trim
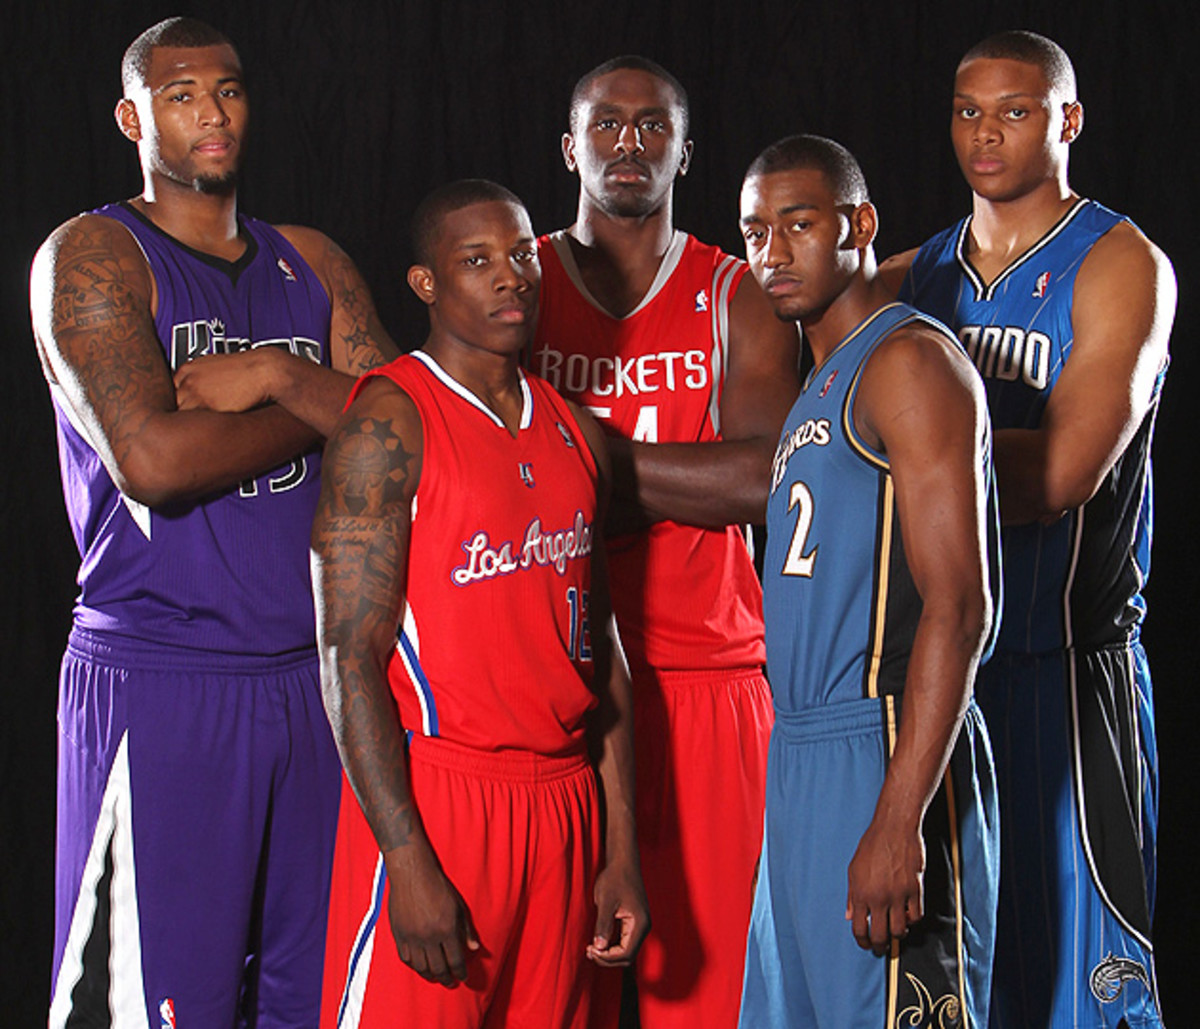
[49,731,150,1029]
[545,229,689,320]
[954,197,1090,302]
[410,349,533,431]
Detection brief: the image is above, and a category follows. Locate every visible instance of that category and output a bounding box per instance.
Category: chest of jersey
[532,231,744,445]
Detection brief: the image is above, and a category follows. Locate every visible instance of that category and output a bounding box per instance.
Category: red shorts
[321,736,602,1028]
[592,667,773,1029]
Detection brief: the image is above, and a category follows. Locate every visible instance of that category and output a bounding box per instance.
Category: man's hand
[587,857,650,967]
[845,810,925,955]
[174,348,286,413]
[385,842,480,987]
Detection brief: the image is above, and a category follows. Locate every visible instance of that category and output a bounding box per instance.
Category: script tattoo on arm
[314,402,423,851]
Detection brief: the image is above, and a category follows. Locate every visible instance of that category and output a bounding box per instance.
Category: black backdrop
[2,1,1193,1023]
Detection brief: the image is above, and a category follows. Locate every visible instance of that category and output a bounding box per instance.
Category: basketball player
[530,56,801,1029]
[29,18,397,1026]
[314,180,648,1029]
[738,135,999,1028]
[886,31,1175,1028]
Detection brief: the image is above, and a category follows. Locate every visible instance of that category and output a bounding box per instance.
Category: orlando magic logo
[518,462,535,488]
[1089,953,1151,1003]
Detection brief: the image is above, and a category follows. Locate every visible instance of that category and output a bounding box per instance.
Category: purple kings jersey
[51,202,332,659]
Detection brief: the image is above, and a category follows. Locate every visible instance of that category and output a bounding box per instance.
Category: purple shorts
[50,628,342,1028]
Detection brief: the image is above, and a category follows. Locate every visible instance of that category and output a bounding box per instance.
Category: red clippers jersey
[531,231,766,672]
[355,352,599,756]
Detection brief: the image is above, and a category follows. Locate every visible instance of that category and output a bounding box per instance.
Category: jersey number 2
[781,481,818,577]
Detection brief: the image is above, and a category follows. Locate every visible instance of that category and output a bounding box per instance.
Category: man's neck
[802,272,893,367]
[132,179,243,261]
[423,334,524,433]
[566,196,677,318]
[968,178,1077,282]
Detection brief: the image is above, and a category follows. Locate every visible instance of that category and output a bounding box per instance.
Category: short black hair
[410,179,528,266]
[959,30,1076,100]
[743,134,870,206]
[569,55,690,136]
[122,17,237,94]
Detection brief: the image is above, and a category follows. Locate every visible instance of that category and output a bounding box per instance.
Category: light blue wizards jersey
[901,199,1163,655]
[764,302,999,714]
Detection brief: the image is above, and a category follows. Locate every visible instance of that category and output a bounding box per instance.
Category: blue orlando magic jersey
[52,202,332,658]
[764,303,997,713]
[901,199,1162,655]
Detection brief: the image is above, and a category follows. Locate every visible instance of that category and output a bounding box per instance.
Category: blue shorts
[50,629,342,1028]
[739,696,998,1028]
[979,644,1162,1027]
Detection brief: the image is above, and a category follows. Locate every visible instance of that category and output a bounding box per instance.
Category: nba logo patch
[819,369,839,398]
[159,998,176,1029]
[1033,271,1051,298]
[694,289,709,312]
[277,257,297,282]
[555,421,576,448]
[518,462,536,488]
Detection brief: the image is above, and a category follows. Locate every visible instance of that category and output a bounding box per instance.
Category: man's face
[124,43,247,195]
[416,200,541,356]
[739,168,865,324]
[950,57,1075,204]
[564,68,691,218]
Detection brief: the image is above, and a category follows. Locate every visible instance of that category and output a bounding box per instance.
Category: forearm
[119,404,319,506]
[874,601,985,830]
[994,427,1104,526]
[589,619,639,862]
[611,436,775,528]
[263,350,358,437]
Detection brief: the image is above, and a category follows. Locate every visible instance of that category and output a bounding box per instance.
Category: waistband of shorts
[773,695,899,743]
[629,664,766,690]
[66,626,318,675]
[407,734,591,783]
[774,695,982,743]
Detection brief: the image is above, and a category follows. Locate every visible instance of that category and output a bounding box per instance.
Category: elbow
[110,440,199,507]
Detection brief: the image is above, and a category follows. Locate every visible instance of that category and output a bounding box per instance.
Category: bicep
[720,273,801,441]
[312,383,424,659]
[1031,229,1174,502]
[864,336,990,606]
[281,227,400,377]
[31,218,175,475]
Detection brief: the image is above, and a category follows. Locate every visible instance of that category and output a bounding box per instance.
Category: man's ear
[115,97,141,142]
[407,264,436,306]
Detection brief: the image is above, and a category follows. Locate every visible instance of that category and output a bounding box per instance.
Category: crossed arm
[172,225,399,438]
[311,383,647,985]
[31,215,397,507]
[844,326,994,953]
[991,223,1174,525]
[881,225,1175,526]
[608,272,800,529]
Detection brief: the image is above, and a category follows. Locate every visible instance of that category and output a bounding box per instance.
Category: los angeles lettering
[532,344,708,398]
[452,511,593,585]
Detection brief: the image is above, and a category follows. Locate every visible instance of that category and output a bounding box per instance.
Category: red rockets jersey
[531,231,766,672]
[354,352,600,756]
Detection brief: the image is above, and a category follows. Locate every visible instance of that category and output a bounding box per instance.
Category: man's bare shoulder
[877,248,920,297]
[35,210,147,278]
[1080,219,1175,291]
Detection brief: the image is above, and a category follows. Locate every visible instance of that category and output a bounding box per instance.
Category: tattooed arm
[173,226,400,437]
[30,214,321,507]
[311,377,478,988]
